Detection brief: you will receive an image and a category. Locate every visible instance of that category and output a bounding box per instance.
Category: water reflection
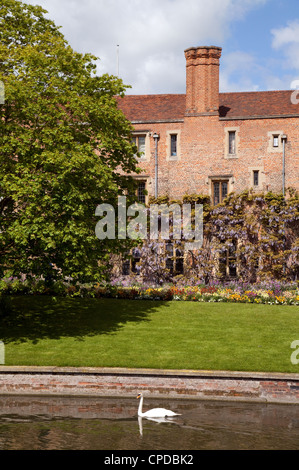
[0,395,299,450]
[138,415,181,437]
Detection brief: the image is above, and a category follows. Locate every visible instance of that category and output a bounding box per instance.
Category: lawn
[1,295,299,373]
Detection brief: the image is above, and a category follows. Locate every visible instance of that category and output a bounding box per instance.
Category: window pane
[228,131,236,154]
[166,242,173,255]
[137,182,146,204]
[219,255,227,277]
[229,241,236,256]
[170,134,177,156]
[166,257,174,273]
[175,247,183,257]
[213,182,220,205]
[132,248,141,275]
[175,257,184,274]
[273,135,279,147]
[122,259,130,276]
[131,260,140,274]
[221,182,228,200]
[138,136,146,155]
[229,262,237,277]
[253,170,259,186]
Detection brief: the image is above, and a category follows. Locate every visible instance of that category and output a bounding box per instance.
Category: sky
[22,0,299,95]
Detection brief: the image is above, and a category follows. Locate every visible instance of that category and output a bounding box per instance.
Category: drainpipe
[281,134,287,198]
[281,134,287,274]
[153,133,159,198]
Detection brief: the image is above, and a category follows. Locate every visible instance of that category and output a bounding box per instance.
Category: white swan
[137,393,181,418]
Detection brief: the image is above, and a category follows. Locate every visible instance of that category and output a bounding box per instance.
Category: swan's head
[137,393,142,399]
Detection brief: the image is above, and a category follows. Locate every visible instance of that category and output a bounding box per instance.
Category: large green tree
[0,0,139,281]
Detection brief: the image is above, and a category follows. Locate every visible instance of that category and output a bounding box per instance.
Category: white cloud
[271,20,299,70]
[272,20,299,49]
[219,49,295,92]
[220,51,262,92]
[23,0,269,94]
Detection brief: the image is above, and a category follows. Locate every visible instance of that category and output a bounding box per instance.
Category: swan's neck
[138,396,143,416]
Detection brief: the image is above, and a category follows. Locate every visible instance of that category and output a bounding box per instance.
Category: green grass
[1,295,299,373]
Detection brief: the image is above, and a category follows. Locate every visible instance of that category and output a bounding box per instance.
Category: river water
[1,395,299,450]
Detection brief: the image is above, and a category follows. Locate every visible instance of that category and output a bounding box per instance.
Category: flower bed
[0,277,298,306]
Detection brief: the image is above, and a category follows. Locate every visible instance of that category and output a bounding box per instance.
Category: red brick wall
[185,46,222,115]
[132,114,298,199]
[1,367,299,404]
[121,45,298,201]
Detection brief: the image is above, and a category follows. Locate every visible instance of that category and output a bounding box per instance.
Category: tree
[0,0,139,282]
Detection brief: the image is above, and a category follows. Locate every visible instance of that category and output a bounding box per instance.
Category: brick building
[117,46,299,205]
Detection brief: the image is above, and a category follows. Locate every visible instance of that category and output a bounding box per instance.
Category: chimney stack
[184,46,222,116]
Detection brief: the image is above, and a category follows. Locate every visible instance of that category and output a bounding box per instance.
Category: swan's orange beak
[137,393,141,399]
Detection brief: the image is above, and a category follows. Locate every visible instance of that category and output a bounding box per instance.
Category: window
[219,240,237,278]
[253,170,259,187]
[267,131,284,153]
[165,242,184,275]
[170,134,177,157]
[273,135,279,148]
[122,257,130,276]
[249,167,264,189]
[131,247,141,274]
[132,135,146,158]
[137,181,146,204]
[131,179,148,205]
[167,130,180,160]
[228,131,236,155]
[122,248,141,276]
[224,128,239,158]
[212,180,228,205]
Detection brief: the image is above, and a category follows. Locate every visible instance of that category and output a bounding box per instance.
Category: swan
[137,393,181,418]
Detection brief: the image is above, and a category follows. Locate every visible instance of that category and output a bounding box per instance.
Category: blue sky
[222,0,299,91]
[23,0,299,94]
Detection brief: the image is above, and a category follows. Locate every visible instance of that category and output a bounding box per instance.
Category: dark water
[1,395,299,450]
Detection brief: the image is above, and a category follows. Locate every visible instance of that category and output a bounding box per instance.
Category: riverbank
[1,366,299,405]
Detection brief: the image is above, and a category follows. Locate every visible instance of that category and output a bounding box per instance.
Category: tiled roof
[219,90,299,119]
[115,94,186,122]
[116,90,299,122]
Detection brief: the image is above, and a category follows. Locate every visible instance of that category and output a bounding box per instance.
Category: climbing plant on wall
[112,189,298,285]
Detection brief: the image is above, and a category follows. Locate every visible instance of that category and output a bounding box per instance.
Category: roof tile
[116,90,299,122]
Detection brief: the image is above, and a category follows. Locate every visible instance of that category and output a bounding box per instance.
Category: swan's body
[137,393,180,418]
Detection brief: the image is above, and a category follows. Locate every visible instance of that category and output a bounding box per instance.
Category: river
[0,395,299,450]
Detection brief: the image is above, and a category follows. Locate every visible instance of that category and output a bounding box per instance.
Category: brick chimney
[184,46,222,115]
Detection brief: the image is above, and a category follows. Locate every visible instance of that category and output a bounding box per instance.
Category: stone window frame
[224,127,240,159]
[164,240,185,275]
[253,170,259,187]
[208,175,234,205]
[134,176,149,205]
[218,239,238,279]
[132,131,151,161]
[166,130,181,161]
[267,131,284,153]
[248,166,265,191]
